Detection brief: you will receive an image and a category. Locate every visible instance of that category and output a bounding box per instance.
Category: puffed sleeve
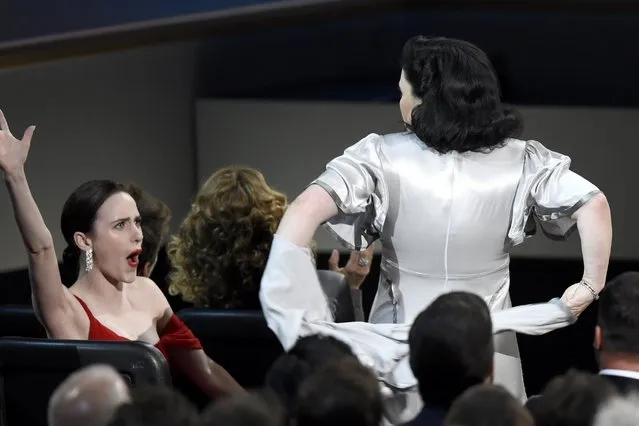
[311,133,388,250]
[160,315,203,350]
[508,140,602,246]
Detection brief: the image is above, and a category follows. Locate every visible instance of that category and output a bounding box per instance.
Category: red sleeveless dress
[74,295,202,364]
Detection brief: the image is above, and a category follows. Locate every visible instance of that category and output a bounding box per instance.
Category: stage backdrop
[195,99,636,259]
[0,42,200,272]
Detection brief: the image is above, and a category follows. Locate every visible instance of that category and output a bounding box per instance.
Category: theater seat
[0,337,171,426]
[0,305,46,338]
[176,309,284,408]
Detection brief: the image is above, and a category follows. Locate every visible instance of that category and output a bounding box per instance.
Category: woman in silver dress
[272,36,612,400]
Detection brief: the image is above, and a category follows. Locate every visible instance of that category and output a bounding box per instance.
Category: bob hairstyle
[401,36,523,154]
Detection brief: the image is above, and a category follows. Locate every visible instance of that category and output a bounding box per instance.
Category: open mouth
[126,249,142,268]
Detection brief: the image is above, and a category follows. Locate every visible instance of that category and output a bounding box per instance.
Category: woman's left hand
[560,282,598,317]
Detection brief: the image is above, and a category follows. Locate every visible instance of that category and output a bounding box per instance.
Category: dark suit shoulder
[601,373,639,394]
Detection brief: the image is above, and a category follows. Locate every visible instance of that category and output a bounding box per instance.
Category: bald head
[48,364,131,426]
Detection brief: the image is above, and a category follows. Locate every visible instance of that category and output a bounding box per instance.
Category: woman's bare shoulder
[132,277,172,314]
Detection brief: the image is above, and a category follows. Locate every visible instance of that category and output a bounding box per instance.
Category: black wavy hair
[401,36,523,154]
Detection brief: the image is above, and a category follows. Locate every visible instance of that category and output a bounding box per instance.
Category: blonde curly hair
[167,166,289,308]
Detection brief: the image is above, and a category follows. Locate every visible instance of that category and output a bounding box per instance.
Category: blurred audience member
[265,334,356,418]
[108,385,199,426]
[593,392,639,426]
[525,369,617,426]
[403,291,494,426]
[295,357,382,426]
[200,390,284,426]
[48,364,130,426]
[444,384,533,426]
[595,271,639,394]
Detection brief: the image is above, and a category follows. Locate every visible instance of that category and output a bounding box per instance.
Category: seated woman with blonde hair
[168,166,372,321]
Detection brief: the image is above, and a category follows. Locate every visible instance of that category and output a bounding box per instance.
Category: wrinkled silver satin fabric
[309,132,599,402]
[260,235,577,424]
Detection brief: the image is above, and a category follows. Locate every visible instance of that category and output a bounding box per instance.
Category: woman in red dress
[0,110,244,398]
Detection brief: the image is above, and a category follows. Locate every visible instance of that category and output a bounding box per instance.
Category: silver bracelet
[580,280,599,300]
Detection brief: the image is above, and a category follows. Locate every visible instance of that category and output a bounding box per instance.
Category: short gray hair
[594,392,639,426]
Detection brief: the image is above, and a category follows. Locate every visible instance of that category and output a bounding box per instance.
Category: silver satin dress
[312,131,601,400]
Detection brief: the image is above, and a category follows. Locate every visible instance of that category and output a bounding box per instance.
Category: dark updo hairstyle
[401,36,523,154]
[60,180,126,283]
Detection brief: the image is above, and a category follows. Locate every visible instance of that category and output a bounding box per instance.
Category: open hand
[0,110,35,176]
[328,244,375,289]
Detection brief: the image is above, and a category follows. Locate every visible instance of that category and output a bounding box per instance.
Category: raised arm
[0,110,77,336]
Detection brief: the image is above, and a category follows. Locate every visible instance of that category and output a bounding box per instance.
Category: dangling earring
[85,249,93,272]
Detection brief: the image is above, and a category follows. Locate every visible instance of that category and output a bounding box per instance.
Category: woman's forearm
[5,169,55,254]
[573,193,612,291]
[206,359,246,398]
[277,184,338,247]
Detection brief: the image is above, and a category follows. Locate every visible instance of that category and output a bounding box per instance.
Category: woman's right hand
[328,244,375,289]
[0,110,35,176]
